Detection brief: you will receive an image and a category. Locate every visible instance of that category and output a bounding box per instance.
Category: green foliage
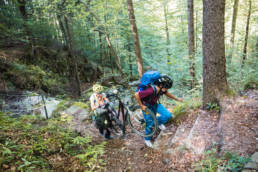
[2,62,66,94]
[172,98,201,120]
[205,102,220,112]
[196,148,222,172]
[223,152,250,171]
[74,136,106,170]
[0,0,257,105]
[0,112,106,171]
[73,101,89,109]
[196,148,250,172]
[52,99,71,117]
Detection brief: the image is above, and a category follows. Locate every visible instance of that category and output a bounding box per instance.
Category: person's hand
[140,105,147,111]
[177,98,184,102]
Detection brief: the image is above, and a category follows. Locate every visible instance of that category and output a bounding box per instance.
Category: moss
[73,101,89,109]
[173,98,201,119]
[52,99,71,117]
[226,88,236,96]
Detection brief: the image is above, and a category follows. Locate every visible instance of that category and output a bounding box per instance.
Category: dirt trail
[78,90,258,171]
[219,90,258,155]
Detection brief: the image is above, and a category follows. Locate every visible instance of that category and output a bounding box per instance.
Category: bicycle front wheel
[127,107,158,137]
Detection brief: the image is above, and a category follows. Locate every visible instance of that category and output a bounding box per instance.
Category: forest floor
[92,90,257,172]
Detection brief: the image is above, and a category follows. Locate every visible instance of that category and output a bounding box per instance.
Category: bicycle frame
[117,99,127,135]
[105,95,128,136]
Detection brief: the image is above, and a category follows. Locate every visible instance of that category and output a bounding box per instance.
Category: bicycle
[105,90,158,138]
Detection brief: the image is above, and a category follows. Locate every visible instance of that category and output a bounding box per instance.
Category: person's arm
[91,101,98,111]
[134,92,147,111]
[90,95,98,111]
[165,92,183,102]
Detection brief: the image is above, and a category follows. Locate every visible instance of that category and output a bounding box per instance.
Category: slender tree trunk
[57,14,68,46]
[126,0,144,77]
[195,9,198,53]
[64,16,81,97]
[202,0,228,108]
[17,0,34,56]
[163,3,171,68]
[228,0,239,63]
[187,0,196,89]
[127,36,133,77]
[99,32,104,72]
[105,35,123,73]
[242,0,252,68]
[109,49,114,74]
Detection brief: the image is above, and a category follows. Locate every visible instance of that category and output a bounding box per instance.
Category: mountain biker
[134,75,183,148]
[90,84,113,140]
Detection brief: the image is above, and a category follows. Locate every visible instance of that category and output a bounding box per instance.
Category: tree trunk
[242,0,252,68]
[17,0,34,56]
[195,9,198,52]
[126,0,144,77]
[57,14,68,46]
[105,34,124,73]
[109,49,114,74]
[99,31,104,72]
[187,0,196,89]
[127,36,133,77]
[163,3,171,68]
[202,0,228,108]
[228,0,239,63]
[64,16,81,97]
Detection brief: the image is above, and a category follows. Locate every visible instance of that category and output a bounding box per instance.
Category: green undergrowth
[2,62,67,94]
[195,148,250,172]
[172,97,202,121]
[0,112,106,171]
[73,101,90,110]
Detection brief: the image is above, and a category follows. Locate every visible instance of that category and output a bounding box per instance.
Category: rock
[128,80,139,86]
[242,152,258,171]
[63,105,90,121]
[40,98,60,118]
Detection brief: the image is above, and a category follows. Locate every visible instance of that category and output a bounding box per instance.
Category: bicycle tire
[127,107,158,137]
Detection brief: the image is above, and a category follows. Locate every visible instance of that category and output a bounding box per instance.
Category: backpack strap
[150,85,157,97]
[143,85,159,106]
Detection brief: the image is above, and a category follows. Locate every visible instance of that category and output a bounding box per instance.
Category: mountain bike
[105,90,158,138]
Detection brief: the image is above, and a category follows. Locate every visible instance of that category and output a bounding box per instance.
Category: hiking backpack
[136,71,162,105]
[137,71,161,91]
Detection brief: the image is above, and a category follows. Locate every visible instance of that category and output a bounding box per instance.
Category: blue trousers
[142,104,172,140]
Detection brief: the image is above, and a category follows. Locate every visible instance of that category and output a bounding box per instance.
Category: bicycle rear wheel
[127,107,158,137]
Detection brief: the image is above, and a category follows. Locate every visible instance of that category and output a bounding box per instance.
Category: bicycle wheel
[127,107,158,137]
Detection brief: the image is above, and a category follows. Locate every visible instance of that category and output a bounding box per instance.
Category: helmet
[92,84,104,93]
[156,75,173,89]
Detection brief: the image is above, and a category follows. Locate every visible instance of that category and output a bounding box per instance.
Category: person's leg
[98,127,104,135]
[156,104,172,125]
[104,128,111,139]
[143,105,157,140]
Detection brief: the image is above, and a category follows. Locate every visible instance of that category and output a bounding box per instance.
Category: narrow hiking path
[87,90,257,171]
